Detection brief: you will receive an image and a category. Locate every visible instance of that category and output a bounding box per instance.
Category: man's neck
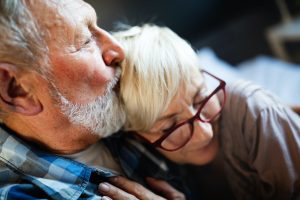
[63,141,124,174]
[4,114,100,154]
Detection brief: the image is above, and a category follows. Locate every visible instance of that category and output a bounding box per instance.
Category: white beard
[54,68,126,137]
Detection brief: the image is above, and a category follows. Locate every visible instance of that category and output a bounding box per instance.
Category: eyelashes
[162,121,177,133]
[83,38,92,45]
[73,35,96,52]
[83,35,96,46]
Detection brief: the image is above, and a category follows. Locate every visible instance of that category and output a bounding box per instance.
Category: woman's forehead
[147,70,204,132]
[160,75,205,115]
[183,72,205,96]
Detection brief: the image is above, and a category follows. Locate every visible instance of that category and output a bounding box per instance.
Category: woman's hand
[98,176,185,200]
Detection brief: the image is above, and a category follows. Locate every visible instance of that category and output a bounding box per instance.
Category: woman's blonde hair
[114,24,201,132]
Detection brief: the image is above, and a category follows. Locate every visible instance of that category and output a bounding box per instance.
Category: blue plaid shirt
[0,125,189,200]
[0,124,118,200]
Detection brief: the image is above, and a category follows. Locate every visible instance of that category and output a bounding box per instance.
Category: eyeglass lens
[161,122,192,150]
[160,72,225,151]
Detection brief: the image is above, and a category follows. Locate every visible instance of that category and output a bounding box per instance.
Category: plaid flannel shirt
[0,125,189,200]
[0,124,117,200]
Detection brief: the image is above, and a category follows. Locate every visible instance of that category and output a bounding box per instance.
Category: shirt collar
[0,124,117,199]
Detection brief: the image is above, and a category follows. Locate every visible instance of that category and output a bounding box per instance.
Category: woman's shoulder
[220,82,300,199]
[225,80,285,117]
[220,79,300,150]
[219,79,297,144]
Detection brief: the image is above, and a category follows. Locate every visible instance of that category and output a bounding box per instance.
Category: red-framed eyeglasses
[136,70,226,151]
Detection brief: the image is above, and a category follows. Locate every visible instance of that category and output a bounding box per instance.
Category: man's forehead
[26,0,86,10]
[26,0,94,25]
[26,0,96,43]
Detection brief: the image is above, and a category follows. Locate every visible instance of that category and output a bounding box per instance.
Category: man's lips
[113,79,120,94]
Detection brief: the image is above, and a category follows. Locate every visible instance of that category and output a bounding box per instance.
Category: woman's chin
[159,136,220,165]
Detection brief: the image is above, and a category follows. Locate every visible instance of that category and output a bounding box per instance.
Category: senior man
[0,0,185,199]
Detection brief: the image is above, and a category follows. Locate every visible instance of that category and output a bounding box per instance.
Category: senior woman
[105,24,300,199]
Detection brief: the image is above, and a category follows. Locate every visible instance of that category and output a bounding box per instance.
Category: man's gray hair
[0,0,49,120]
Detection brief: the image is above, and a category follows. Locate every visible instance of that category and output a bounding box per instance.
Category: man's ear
[0,63,42,116]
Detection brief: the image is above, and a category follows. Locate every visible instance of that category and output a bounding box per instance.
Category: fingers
[99,182,138,200]
[102,196,112,200]
[146,177,186,200]
[99,176,185,200]
[109,176,166,200]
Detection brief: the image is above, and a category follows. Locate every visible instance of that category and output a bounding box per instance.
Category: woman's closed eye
[162,120,177,133]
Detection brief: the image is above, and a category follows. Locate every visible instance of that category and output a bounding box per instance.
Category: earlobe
[0,63,43,116]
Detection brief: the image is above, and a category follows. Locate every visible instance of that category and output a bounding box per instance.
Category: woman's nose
[95,27,125,67]
[186,106,214,142]
[190,120,214,145]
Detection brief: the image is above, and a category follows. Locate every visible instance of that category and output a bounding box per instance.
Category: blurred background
[85,0,300,106]
[86,0,300,106]
[86,0,300,64]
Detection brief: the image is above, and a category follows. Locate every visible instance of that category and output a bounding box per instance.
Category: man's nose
[95,27,125,67]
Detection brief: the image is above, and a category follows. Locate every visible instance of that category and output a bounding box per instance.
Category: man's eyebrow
[74,29,90,44]
[89,8,98,24]
[73,9,97,42]
[84,3,98,25]
[82,12,97,28]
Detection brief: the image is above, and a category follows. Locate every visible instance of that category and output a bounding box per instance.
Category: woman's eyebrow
[157,113,178,122]
[157,107,184,122]
[193,84,206,102]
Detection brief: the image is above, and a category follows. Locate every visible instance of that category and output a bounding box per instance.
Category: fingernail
[109,176,118,182]
[99,183,110,192]
[102,196,112,200]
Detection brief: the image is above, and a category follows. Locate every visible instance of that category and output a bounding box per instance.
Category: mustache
[107,67,122,95]
[56,66,125,137]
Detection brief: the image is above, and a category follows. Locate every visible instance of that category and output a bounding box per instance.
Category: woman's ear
[0,63,42,116]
